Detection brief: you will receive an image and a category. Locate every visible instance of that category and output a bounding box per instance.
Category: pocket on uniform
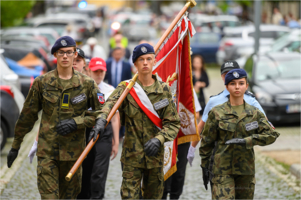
[218,121,236,141]
[122,171,134,179]
[124,102,140,119]
[37,165,58,194]
[42,92,59,116]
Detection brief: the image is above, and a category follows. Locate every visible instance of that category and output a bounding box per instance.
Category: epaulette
[210,90,223,98]
[245,91,255,98]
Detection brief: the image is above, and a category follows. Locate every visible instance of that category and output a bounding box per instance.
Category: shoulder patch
[210,90,223,98]
[119,81,127,87]
[245,91,255,98]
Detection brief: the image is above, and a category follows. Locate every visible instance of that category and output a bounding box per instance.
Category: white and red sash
[125,81,162,130]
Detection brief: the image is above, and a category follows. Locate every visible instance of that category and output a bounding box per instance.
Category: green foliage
[1,0,35,27]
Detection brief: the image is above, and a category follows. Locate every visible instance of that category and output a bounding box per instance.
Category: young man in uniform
[28,47,88,163]
[78,57,120,199]
[90,43,181,199]
[187,61,266,166]
[7,36,104,199]
[199,69,279,199]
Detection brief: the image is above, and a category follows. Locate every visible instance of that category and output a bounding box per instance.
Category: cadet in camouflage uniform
[199,69,280,199]
[94,43,181,199]
[7,36,103,199]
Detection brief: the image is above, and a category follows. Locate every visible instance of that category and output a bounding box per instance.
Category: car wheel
[0,120,8,150]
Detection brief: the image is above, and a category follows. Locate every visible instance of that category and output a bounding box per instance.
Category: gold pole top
[65,173,73,181]
[186,0,197,8]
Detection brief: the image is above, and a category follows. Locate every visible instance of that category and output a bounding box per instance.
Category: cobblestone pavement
[1,142,300,199]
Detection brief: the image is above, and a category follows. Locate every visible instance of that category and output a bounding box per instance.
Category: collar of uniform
[223,88,230,97]
[224,100,253,118]
[47,68,81,90]
[136,74,163,94]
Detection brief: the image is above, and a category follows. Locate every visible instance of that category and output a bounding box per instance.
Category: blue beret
[51,36,76,54]
[132,43,155,63]
[225,69,247,85]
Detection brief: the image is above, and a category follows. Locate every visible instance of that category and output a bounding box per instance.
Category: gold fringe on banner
[178,134,199,145]
[164,164,177,181]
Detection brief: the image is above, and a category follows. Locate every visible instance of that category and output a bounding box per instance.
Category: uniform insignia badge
[97,93,105,104]
[61,40,67,46]
[245,121,258,131]
[61,93,70,109]
[154,98,169,110]
[71,93,87,104]
[224,62,233,68]
[233,71,239,78]
[141,46,147,53]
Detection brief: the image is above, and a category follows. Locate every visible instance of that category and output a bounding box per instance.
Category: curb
[256,149,301,193]
[0,118,40,194]
[291,164,301,179]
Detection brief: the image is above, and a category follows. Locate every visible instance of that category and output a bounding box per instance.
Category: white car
[216,24,290,65]
[0,50,25,111]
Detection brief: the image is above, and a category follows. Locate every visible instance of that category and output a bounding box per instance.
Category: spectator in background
[108,33,130,60]
[109,32,128,50]
[287,12,301,28]
[105,47,132,88]
[82,37,107,60]
[92,11,103,37]
[105,47,132,141]
[62,24,78,41]
[272,7,283,25]
[192,55,209,116]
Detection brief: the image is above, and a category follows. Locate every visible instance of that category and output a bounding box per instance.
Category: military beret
[76,48,85,59]
[132,43,155,63]
[51,36,76,54]
[220,60,240,75]
[225,68,247,85]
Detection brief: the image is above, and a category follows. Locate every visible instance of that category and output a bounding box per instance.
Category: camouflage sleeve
[199,110,218,168]
[155,84,180,143]
[244,111,280,149]
[98,82,126,120]
[12,79,42,149]
[73,81,103,129]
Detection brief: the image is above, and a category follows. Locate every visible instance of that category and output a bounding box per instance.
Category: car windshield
[191,33,219,44]
[40,33,56,46]
[255,56,301,81]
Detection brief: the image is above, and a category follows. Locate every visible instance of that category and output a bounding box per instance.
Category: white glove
[28,140,38,164]
[187,145,196,167]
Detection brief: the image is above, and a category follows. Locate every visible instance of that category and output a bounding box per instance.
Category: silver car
[216,24,290,65]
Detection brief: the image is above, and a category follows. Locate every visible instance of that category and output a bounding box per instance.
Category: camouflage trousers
[37,157,82,199]
[211,174,255,200]
[120,165,164,199]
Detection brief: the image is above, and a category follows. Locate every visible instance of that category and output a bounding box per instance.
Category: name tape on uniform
[245,121,258,131]
[71,93,87,104]
[154,98,169,110]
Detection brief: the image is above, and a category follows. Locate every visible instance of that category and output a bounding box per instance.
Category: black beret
[132,43,155,63]
[51,36,76,54]
[225,69,247,85]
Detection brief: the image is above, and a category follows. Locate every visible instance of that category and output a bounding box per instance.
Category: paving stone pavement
[1,142,300,199]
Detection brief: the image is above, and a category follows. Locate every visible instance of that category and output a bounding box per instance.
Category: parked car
[244,52,301,124]
[0,51,25,111]
[216,25,290,65]
[0,84,20,150]
[269,29,301,53]
[190,31,221,63]
[1,27,59,47]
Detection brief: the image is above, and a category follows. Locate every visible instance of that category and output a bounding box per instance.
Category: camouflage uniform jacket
[12,69,102,161]
[99,75,181,169]
[200,100,280,175]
